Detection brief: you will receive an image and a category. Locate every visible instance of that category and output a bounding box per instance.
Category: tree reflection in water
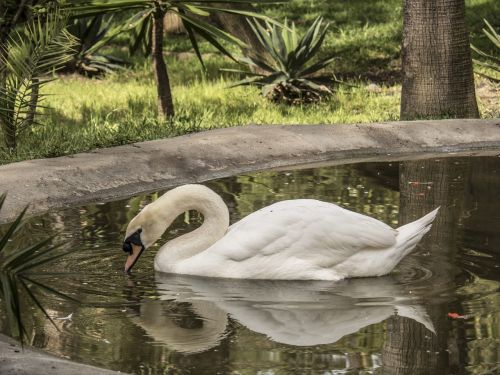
[382,158,470,375]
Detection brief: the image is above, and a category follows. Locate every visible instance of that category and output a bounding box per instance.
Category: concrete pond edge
[1,118,499,224]
[0,118,500,373]
[0,333,127,374]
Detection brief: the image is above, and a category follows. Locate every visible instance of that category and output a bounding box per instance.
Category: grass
[1,72,401,163]
[0,0,499,164]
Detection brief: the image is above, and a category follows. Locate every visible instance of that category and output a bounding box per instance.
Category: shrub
[66,15,126,77]
[225,17,338,105]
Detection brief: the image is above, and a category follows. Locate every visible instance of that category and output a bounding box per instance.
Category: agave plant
[471,19,499,82]
[0,194,76,344]
[66,15,126,76]
[0,8,77,150]
[224,17,337,104]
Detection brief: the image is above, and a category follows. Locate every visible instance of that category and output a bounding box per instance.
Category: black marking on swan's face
[123,228,144,254]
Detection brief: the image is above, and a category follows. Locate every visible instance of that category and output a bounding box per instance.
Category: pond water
[1,156,499,375]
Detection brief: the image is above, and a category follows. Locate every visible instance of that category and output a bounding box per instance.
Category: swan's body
[124,184,438,280]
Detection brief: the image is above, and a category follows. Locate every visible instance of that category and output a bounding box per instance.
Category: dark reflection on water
[1,157,499,375]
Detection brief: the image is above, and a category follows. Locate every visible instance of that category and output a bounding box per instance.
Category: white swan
[123,184,439,280]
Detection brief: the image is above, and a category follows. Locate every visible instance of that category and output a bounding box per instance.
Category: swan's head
[123,204,168,272]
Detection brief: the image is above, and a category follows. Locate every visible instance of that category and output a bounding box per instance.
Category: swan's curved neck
[152,185,230,270]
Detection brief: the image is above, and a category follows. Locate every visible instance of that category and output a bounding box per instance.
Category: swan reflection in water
[128,273,435,354]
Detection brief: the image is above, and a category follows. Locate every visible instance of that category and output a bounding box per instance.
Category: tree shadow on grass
[263,0,399,26]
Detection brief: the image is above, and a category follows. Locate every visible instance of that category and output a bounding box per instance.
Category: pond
[1,156,499,375]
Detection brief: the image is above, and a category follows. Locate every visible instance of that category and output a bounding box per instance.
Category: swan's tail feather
[395,207,440,255]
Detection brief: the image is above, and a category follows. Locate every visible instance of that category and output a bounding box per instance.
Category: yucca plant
[66,15,126,76]
[224,17,337,105]
[0,9,78,151]
[0,193,75,344]
[471,19,499,82]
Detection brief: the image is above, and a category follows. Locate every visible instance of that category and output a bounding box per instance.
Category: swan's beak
[124,243,144,273]
[123,228,144,273]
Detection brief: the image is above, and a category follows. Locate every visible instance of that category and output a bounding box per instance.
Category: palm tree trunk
[400,0,479,120]
[152,5,174,120]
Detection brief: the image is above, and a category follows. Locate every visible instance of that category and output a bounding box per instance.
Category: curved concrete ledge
[0,334,126,375]
[1,118,499,223]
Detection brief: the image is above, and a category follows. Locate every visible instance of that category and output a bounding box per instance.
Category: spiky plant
[224,17,337,105]
[66,15,126,77]
[471,19,499,82]
[0,9,78,151]
[0,194,77,344]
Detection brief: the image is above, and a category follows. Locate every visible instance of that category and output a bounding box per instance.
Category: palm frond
[471,19,499,82]
[0,193,73,345]
[19,278,61,333]
[178,7,206,70]
[0,8,78,150]
[175,10,243,62]
[128,10,154,56]
[63,0,285,19]
[0,206,28,254]
[471,44,500,63]
[483,19,499,49]
[1,273,24,340]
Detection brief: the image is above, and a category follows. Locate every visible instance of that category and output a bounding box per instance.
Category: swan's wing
[211,200,397,267]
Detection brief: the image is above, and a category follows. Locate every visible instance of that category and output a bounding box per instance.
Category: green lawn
[0,0,498,164]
